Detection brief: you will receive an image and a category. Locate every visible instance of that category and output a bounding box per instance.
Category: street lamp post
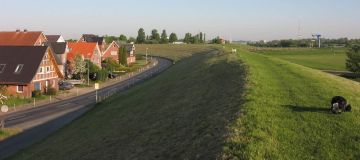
[87,60,90,86]
[146,48,148,62]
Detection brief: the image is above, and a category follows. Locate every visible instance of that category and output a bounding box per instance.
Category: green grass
[7,44,360,159]
[136,44,215,61]
[223,45,360,159]
[0,128,21,141]
[250,47,348,71]
[8,48,247,159]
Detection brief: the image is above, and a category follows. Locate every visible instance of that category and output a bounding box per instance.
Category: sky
[1,0,359,41]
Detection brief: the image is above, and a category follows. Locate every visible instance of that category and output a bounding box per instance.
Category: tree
[183,33,192,44]
[346,45,360,74]
[160,30,168,44]
[119,46,128,66]
[151,29,160,42]
[169,33,178,43]
[73,54,86,75]
[192,34,200,44]
[136,28,146,44]
[199,32,203,43]
[128,37,136,43]
[119,34,127,41]
[104,35,118,44]
[103,57,121,72]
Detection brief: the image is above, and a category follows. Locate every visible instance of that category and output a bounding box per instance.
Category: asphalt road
[0,57,173,160]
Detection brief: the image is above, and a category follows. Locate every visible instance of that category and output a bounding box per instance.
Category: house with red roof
[0,30,47,46]
[67,42,102,67]
[78,34,106,52]
[0,46,63,98]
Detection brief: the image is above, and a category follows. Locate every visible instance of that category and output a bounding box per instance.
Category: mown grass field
[8,46,247,159]
[223,45,360,159]
[250,47,348,71]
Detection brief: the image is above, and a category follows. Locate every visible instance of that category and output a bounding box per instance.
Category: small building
[102,41,120,61]
[0,46,63,98]
[45,35,65,43]
[45,42,69,76]
[120,43,136,64]
[78,34,106,52]
[67,42,102,67]
[0,30,47,46]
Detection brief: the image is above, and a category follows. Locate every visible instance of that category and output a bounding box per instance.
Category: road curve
[0,57,173,160]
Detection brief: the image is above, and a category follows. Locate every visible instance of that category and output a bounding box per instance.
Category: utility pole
[87,60,90,86]
[146,48,148,62]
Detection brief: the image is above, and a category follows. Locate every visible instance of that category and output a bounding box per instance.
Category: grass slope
[223,46,360,159]
[136,44,214,61]
[250,47,347,71]
[9,50,247,159]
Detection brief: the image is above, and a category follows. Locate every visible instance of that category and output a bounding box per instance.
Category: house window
[34,82,41,91]
[17,85,24,93]
[14,64,24,74]
[111,51,117,56]
[46,66,50,73]
[38,67,44,73]
[0,64,6,73]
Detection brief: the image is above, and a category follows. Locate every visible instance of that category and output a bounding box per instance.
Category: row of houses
[0,30,136,98]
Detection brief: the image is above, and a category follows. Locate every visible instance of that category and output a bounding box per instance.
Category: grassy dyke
[223,45,360,159]
[136,44,215,61]
[9,49,247,159]
[250,47,348,71]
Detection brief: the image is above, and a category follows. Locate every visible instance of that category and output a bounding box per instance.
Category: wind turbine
[312,34,322,48]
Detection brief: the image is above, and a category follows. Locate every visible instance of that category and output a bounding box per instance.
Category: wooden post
[0,120,4,129]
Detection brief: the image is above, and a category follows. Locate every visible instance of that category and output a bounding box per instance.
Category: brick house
[0,46,63,98]
[0,30,47,46]
[102,41,119,61]
[45,42,69,76]
[67,42,102,67]
[121,43,136,64]
[78,34,106,52]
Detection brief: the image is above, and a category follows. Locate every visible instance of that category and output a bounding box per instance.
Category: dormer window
[0,64,5,73]
[14,64,24,74]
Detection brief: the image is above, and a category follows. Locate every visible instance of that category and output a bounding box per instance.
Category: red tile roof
[0,31,43,46]
[67,42,98,61]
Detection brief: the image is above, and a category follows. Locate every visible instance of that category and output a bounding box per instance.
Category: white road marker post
[95,83,100,103]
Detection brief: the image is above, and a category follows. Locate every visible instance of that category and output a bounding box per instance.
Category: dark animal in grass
[331,96,352,114]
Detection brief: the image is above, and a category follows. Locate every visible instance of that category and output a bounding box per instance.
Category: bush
[45,87,57,95]
[346,45,360,74]
[96,69,108,82]
[136,54,144,60]
[32,90,42,97]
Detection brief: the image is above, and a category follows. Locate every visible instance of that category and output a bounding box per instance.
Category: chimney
[16,29,20,32]
[23,29,28,32]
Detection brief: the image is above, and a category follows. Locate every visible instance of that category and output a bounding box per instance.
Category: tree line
[135,28,207,44]
[248,38,360,48]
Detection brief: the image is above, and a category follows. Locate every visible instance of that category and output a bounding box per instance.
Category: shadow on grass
[283,105,332,114]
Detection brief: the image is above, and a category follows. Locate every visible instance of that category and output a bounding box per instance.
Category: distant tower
[297,20,302,39]
[312,34,322,48]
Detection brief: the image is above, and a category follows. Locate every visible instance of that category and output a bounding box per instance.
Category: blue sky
[1,0,359,40]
